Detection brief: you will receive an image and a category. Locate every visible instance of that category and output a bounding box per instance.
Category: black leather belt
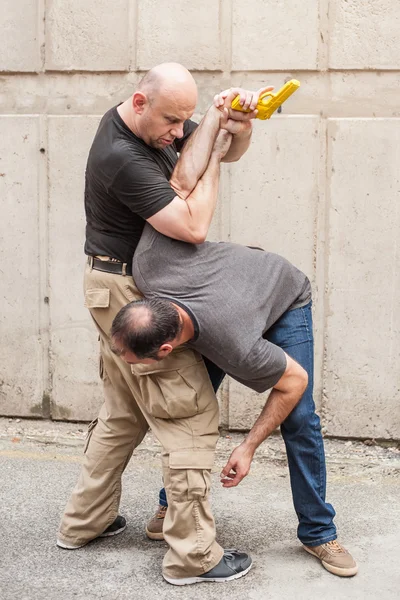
[89,256,132,276]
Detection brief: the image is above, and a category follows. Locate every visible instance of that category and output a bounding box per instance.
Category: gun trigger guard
[259,92,274,105]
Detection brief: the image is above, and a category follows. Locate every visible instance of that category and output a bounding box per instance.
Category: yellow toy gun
[231,79,300,120]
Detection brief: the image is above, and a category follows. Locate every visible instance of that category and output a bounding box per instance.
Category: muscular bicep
[147,196,204,244]
[111,154,206,244]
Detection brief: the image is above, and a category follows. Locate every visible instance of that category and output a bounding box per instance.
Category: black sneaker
[99,515,127,538]
[163,549,252,585]
[57,515,127,549]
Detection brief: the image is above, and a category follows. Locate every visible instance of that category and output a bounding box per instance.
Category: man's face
[136,91,196,150]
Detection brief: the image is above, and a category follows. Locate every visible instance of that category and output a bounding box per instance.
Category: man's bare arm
[148,87,262,242]
[170,88,262,197]
[221,122,253,163]
[169,106,222,199]
[215,86,274,163]
[148,130,232,243]
[220,354,308,487]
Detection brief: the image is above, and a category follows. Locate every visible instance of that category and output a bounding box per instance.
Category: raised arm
[168,106,222,199]
[214,86,274,163]
[169,86,270,196]
[148,130,232,244]
[146,86,271,243]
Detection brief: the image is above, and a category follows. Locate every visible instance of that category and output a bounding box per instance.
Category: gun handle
[231,79,300,119]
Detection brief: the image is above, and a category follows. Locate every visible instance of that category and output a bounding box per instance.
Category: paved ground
[0,417,399,600]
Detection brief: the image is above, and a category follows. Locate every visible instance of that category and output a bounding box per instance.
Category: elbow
[176,224,207,244]
[170,178,192,201]
[189,229,207,244]
[298,368,308,396]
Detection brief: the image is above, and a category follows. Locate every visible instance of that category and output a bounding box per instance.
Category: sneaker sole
[56,539,86,550]
[99,523,127,538]
[163,563,252,586]
[145,526,165,541]
[57,523,127,550]
[303,545,358,577]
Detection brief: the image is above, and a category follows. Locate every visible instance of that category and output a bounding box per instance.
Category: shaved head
[138,63,198,106]
[118,62,197,149]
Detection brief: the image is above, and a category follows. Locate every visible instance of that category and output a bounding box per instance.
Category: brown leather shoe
[145,505,167,540]
[303,540,358,576]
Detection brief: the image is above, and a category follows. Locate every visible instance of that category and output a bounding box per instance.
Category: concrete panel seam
[38,0,46,72]
[39,114,51,416]
[317,0,329,70]
[128,0,138,71]
[219,0,232,74]
[315,117,328,419]
[321,116,331,428]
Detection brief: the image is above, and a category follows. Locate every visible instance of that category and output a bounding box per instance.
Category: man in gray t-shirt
[110,224,357,578]
[132,223,311,392]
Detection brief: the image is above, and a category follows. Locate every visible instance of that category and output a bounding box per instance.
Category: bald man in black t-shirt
[57,62,269,585]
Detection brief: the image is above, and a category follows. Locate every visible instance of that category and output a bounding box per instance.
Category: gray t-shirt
[132,224,311,393]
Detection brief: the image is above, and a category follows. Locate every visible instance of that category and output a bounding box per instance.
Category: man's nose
[171,124,184,139]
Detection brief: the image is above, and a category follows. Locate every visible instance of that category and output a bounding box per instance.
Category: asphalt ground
[0,418,399,600]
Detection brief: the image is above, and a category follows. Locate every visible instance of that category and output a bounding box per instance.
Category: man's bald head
[123,62,197,149]
[138,63,197,106]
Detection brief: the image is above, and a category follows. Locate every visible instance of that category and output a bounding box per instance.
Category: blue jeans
[159,301,337,546]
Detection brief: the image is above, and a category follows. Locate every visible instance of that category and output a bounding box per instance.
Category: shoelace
[224,549,239,561]
[157,506,167,519]
[325,540,345,554]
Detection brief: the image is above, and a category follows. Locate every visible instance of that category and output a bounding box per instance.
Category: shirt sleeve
[110,156,177,220]
[231,338,287,393]
[174,119,198,153]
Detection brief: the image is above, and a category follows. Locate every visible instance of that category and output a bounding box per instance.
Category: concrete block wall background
[0,1,399,439]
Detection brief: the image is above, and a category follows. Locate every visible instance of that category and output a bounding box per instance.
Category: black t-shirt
[84,105,198,262]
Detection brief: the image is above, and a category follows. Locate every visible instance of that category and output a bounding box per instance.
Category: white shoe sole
[56,539,86,550]
[57,523,127,550]
[163,563,252,586]
[303,545,358,577]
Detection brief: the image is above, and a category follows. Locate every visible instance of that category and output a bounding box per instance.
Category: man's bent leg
[132,351,225,578]
[58,266,148,546]
[148,355,226,535]
[162,452,224,578]
[58,344,148,546]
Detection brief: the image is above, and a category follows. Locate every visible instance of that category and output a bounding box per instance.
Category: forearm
[170,106,221,199]
[184,152,222,241]
[222,125,252,163]
[242,386,303,454]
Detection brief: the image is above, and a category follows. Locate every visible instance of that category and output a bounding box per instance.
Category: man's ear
[132,92,147,115]
[158,344,173,358]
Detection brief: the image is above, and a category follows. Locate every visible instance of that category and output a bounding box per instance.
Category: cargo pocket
[84,288,110,309]
[168,449,214,502]
[83,418,98,453]
[131,349,211,419]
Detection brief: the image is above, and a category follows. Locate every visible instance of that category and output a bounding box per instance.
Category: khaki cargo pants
[58,262,224,579]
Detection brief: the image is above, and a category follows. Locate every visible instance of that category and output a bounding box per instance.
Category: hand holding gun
[231,79,300,120]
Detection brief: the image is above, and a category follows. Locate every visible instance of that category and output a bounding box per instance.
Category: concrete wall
[0,1,399,439]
